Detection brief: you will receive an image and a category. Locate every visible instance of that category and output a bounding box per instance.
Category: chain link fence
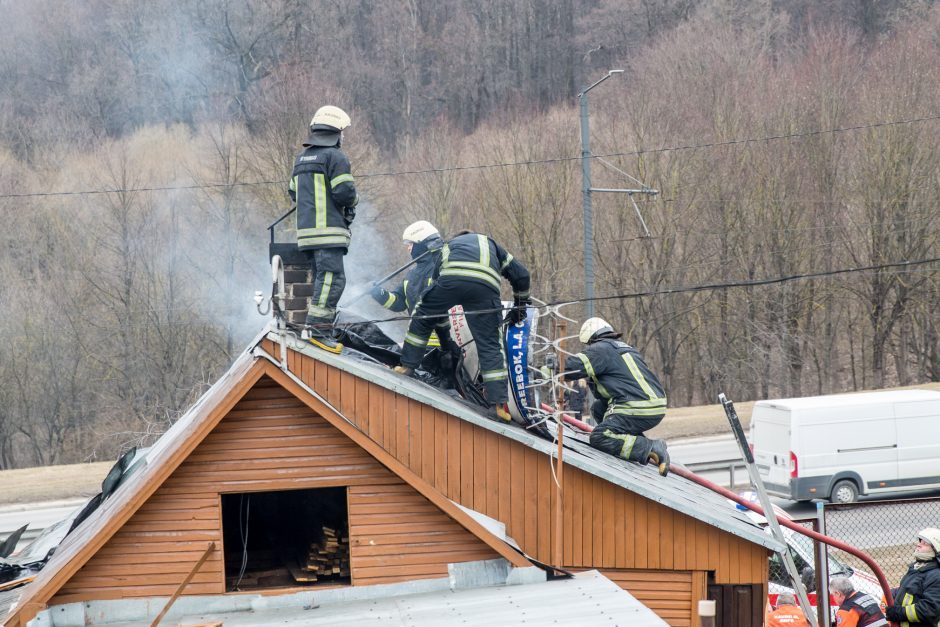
[764,497,940,626]
[824,497,940,591]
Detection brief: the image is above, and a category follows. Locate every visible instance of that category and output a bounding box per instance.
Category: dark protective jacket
[891,559,940,626]
[564,338,667,419]
[836,591,888,626]
[437,233,530,298]
[374,236,444,314]
[288,144,358,252]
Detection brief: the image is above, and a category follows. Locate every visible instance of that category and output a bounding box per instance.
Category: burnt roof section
[262,328,782,553]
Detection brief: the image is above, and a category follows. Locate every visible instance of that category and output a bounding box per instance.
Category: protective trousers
[304,248,346,325]
[401,277,507,404]
[589,412,664,464]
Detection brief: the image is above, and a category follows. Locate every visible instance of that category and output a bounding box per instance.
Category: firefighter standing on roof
[884,528,940,626]
[394,230,530,423]
[289,105,359,351]
[564,317,670,476]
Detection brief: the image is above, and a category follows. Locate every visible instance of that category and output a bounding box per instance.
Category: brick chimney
[270,243,315,326]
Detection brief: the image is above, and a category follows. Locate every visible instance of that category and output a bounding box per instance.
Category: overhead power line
[342,255,940,327]
[0,113,938,200]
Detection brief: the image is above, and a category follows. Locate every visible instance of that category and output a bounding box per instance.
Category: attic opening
[221,486,350,591]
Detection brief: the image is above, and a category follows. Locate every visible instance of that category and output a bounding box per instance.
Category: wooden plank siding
[261,339,770,590]
[51,376,500,604]
[347,484,499,586]
[598,569,700,627]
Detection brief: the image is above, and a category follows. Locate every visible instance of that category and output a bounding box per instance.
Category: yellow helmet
[310,105,351,132]
[579,317,615,343]
[918,528,940,553]
[402,220,440,244]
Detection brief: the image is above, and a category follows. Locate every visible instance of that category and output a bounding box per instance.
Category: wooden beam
[149,542,215,627]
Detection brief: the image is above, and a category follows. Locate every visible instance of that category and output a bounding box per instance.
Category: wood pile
[288,526,350,583]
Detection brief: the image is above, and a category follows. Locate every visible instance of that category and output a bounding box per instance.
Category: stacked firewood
[302,526,350,580]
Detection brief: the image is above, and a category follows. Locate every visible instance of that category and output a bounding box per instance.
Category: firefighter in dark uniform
[370,220,444,340]
[394,230,530,422]
[831,577,888,626]
[288,105,359,351]
[371,221,456,379]
[564,317,670,476]
[885,528,940,626]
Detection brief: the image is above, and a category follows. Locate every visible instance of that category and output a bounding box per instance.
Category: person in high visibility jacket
[371,221,445,347]
[885,528,940,626]
[288,105,359,351]
[831,577,888,626]
[394,230,530,422]
[371,221,456,381]
[766,593,809,627]
[564,317,670,475]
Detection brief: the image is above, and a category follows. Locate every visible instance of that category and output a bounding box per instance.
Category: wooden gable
[262,339,770,627]
[48,374,517,606]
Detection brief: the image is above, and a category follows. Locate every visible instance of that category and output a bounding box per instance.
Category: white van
[751,389,940,503]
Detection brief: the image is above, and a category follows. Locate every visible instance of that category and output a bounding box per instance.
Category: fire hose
[541,402,896,617]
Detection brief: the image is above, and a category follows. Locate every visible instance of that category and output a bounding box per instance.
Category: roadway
[0,499,84,551]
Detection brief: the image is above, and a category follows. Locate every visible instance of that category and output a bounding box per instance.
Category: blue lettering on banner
[505,312,532,422]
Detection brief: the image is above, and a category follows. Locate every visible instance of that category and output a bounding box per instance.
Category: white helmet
[402,220,440,244]
[310,105,351,132]
[919,528,940,553]
[579,317,615,344]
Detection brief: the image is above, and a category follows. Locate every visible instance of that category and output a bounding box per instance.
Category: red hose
[669,464,895,612]
[538,402,895,615]
[540,403,594,432]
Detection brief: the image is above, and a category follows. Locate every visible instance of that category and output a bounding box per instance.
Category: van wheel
[830,480,858,504]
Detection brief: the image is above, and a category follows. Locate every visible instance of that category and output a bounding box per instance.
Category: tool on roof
[720,392,818,627]
[342,249,433,308]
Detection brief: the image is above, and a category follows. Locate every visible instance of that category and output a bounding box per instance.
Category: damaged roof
[2,325,781,625]
[260,328,783,554]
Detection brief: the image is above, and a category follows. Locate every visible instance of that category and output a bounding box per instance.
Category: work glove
[506,295,530,325]
[884,606,905,622]
[370,284,388,304]
[343,205,356,225]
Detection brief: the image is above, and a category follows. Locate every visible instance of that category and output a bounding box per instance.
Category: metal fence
[764,497,940,627]
[823,497,940,590]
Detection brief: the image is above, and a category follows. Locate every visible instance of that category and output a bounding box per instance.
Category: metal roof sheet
[264,329,783,553]
[92,570,667,626]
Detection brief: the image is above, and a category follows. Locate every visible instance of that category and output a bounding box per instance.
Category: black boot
[305,316,342,353]
[647,439,670,477]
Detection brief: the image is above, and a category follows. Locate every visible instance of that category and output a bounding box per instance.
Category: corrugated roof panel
[96,570,667,626]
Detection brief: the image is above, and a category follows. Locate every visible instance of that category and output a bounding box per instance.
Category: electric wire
[327,255,940,331]
[1,113,937,200]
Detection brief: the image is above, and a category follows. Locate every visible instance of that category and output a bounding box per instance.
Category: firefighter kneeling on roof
[564,317,670,476]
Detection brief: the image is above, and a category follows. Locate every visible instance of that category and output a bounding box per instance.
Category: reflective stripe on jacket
[375,240,443,347]
[289,145,358,251]
[837,591,888,626]
[437,233,530,297]
[564,338,666,417]
[893,560,940,626]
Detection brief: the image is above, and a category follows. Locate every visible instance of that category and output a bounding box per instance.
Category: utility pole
[579,69,658,318]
